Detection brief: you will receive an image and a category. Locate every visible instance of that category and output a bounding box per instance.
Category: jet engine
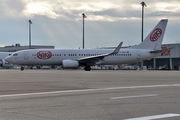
[0,59,13,69]
[62,59,79,68]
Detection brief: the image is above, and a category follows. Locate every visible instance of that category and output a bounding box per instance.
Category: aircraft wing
[78,42,123,66]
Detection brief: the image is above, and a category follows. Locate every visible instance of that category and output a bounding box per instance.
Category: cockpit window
[13,53,18,56]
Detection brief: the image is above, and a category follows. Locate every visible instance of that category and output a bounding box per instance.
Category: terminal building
[0,44,54,52]
[144,43,180,70]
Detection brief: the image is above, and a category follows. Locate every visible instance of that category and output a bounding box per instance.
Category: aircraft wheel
[21,67,24,71]
[36,66,41,69]
[84,66,91,71]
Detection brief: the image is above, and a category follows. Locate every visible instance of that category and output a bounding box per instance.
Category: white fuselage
[0,52,12,59]
[4,19,168,70]
[0,52,13,68]
[5,48,159,66]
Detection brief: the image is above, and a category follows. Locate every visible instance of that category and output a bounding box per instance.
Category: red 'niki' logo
[150,28,162,42]
[37,51,52,59]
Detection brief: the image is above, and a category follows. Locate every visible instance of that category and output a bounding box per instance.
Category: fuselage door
[24,51,29,60]
[137,51,140,60]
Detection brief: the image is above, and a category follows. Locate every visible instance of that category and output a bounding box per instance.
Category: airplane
[5,19,168,71]
[0,52,13,68]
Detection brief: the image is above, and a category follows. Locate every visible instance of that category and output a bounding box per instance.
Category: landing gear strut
[84,66,91,71]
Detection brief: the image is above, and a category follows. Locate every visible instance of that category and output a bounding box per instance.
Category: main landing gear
[84,66,91,71]
[21,66,24,71]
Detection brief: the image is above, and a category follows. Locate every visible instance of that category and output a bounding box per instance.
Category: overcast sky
[0,0,179,48]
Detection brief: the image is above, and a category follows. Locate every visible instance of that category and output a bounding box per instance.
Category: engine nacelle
[62,59,79,68]
[0,59,13,69]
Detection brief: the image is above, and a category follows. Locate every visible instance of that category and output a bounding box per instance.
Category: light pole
[28,20,32,49]
[140,1,147,42]
[82,13,86,49]
[140,1,147,69]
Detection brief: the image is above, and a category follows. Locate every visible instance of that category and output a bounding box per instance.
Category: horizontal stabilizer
[150,47,173,54]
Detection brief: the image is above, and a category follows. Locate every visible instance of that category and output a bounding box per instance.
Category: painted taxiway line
[111,94,157,99]
[0,84,180,98]
[124,113,180,120]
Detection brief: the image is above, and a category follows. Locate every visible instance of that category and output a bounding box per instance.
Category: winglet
[78,42,123,63]
[109,42,123,55]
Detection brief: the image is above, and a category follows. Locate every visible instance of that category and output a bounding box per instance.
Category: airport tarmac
[0,70,180,120]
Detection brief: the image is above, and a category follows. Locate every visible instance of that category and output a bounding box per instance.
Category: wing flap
[78,42,123,65]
